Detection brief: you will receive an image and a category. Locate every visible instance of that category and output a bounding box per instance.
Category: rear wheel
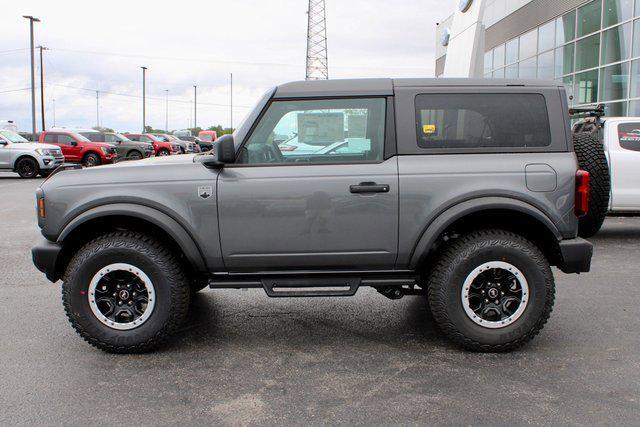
[62,231,191,353]
[573,131,610,237]
[427,229,555,352]
[83,152,101,167]
[15,157,39,178]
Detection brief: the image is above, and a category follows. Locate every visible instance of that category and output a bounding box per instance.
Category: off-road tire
[62,231,190,353]
[427,229,555,352]
[573,131,610,237]
[83,152,101,167]
[15,157,40,178]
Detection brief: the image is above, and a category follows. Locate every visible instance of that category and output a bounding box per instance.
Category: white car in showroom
[0,129,64,178]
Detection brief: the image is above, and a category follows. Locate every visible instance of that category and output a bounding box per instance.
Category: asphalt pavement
[1,171,639,425]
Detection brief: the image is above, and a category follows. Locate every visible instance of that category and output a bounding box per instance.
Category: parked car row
[0,123,219,177]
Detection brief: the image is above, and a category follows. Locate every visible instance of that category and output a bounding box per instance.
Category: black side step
[261,277,360,297]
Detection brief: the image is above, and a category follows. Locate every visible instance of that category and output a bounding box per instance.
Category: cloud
[1,0,456,131]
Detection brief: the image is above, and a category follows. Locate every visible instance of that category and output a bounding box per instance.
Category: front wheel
[427,229,555,352]
[62,231,190,353]
[83,153,101,167]
[127,150,143,160]
[15,157,40,178]
[157,149,170,157]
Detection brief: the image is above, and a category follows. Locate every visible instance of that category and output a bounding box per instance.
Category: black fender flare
[58,203,207,272]
[408,197,562,269]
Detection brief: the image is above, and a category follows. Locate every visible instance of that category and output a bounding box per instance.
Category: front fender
[408,197,562,269]
[58,203,207,272]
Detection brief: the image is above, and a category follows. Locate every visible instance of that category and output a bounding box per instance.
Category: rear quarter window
[617,123,640,152]
[415,93,551,151]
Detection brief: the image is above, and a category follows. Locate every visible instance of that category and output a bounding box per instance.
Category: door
[0,135,10,168]
[609,121,640,210]
[217,97,398,271]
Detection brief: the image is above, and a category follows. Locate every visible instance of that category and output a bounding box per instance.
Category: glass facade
[484,0,640,116]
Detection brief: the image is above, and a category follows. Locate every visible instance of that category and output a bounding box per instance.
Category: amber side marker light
[38,197,45,218]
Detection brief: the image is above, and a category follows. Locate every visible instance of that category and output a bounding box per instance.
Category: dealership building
[436,0,640,116]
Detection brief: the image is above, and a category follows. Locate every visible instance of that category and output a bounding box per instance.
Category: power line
[50,83,251,109]
[0,87,30,94]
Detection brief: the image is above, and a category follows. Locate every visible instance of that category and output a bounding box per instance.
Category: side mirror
[197,134,235,168]
[71,140,78,146]
[216,134,236,164]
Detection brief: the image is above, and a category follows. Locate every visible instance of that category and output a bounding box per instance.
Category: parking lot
[1,171,639,425]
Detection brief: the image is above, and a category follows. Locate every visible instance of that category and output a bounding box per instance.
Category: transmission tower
[305,0,328,80]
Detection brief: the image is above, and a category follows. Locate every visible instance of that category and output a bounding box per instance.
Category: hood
[6,142,60,151]
[104,153,197,168]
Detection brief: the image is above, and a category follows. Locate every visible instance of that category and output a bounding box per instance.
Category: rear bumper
[558,237,593,274]
[32,239,62,282]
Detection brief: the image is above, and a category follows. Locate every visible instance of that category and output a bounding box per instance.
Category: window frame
[228,96,396,168]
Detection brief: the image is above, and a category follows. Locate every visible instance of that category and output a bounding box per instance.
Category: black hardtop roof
[274,78,561,98]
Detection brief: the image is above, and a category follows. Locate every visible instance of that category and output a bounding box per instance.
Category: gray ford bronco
[32,78,593,353]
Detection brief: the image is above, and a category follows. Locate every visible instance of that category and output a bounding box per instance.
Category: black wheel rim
[88,263,155,330]
[17,160,37,177]
[462,261,529,328]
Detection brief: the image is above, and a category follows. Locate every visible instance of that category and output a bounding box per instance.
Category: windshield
[114,133,132,142]
[200,134,214,142]
[154,135,170,142]
[70,132,91,143]
[0,130,29,143]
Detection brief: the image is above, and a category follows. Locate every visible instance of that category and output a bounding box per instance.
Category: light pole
[193,85,197,129]
[23,16,40,138]
[95,91,100,128]
[52,98,56,127]
[141,66,147,132]
[230,73,233,130]
[37,45,48,131]
[165,89,169,132]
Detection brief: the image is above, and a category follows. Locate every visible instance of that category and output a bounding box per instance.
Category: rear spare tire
[573,132,610,237]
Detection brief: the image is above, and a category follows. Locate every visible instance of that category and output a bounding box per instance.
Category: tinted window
[58,134,75,145]
[240,98,386,165]
[127,135,139,141]
[415,94,551,150]
[140,136,152,143]
[618,123,640,151]
[44,133,58,143]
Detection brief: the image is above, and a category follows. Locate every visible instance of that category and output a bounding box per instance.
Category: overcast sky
[1,0,455,133]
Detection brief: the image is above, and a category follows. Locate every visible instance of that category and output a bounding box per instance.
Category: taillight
[575,169,590,217]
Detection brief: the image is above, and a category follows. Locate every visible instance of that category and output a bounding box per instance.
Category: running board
[209,274,419,298]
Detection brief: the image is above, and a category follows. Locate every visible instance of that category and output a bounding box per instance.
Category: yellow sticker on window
[423,124,437,134]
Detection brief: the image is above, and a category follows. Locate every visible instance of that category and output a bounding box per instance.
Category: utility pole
[165,89,169,131]
[95,91,100,128]
[305,0,329,80]
[230,73,233,130]
[23,16,40,138]
[141,66,147,132]
[193,85,197,129]
[37,45,48,131]
[52,98,56,127]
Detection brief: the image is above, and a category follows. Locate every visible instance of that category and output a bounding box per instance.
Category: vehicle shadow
[164,290,452,352]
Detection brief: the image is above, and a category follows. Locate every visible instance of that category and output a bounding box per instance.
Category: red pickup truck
[39,131,117,166]
[124,133,180,156]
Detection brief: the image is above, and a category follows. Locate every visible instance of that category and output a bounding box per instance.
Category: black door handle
[349,182,390,194]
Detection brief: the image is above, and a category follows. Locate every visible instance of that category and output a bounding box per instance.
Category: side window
[618,123,640,152]
[140,136,151,143]
[239,98,386,165]
[43,133,58,143]
[415,93,551,150]
[57,134,75,145]
[104,134,116,143]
